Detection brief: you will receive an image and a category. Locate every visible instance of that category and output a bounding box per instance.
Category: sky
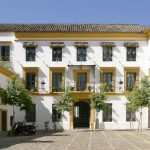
[0,0,149,25]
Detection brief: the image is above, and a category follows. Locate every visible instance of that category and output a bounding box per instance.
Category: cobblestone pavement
[1,130,150,150]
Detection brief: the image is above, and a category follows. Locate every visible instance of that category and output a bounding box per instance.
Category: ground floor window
[103,103,112,122]
[52,104,61,122]
[26,104,36,122]
[126,108,136,121]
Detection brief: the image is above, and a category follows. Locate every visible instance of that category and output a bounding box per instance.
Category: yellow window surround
[49,67,65,93]
[73,69,90,91]
[124,67,140,92]
[100,67,116,92]
[22,67,39,92]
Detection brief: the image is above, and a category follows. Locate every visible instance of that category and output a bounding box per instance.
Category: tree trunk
[140,107,143,134]
[10,106,15,136]
[130,116,132,131]
[137,110,141,135]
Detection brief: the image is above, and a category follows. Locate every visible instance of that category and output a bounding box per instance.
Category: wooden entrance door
[0,110,7,131]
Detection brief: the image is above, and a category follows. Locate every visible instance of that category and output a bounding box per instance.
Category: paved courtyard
[1,129,150,150]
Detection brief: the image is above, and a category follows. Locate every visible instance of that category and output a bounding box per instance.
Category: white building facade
[0,24,150,131]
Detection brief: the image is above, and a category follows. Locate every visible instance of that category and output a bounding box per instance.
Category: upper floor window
[103,47,112,61]
[77,47,86,61]
[100,67,116,92]
[103,73,113,91]
[124,67,139,92]
[103,103,112,122]
[127,47,136,61]
[23,67,38,92]
[77,73,87,91]
[126,73,136,91]
[26,47,35,61]
[0,46,10,61]
[52,47,62,61]
[52,73,62,92]
[50,68,65,92]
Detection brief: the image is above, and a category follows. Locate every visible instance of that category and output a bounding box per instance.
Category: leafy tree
[55,85,75,130]
[90,84,108,129]
[126,76,150,134]
[0,76,33,136]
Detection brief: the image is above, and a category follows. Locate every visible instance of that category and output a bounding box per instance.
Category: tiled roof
[0,24,145,33]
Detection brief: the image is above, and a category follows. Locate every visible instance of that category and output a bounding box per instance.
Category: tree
[54,85,75,130]
[90,84,108,129]
[126,76,150,134]
[0,76,33,136]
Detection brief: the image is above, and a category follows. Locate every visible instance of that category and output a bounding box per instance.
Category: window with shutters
[52,47,62,61]
[126,106,136,121]
[26,47,35,61]
[23,67,38,92]
[100,67,116,92]
[50,68,65,92]
[26,104,36,122]
[0,46,10,61]
[77,47,86,61]
[103,46,112,61]
[124,67,139,91]
[127,47,136,61]
[103,103,112,122]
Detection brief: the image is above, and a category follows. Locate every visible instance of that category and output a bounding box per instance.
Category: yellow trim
[49,67,65,93]
[124,67,140,92]
[23,67,39,92]
[15,32,147,38]
[0,109,8,131]
[100,67,116,92]
[32,91,125,97]
[0,66,15,77]
[73,69,90,91]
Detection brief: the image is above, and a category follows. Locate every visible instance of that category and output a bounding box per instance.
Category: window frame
[124,67,139,92]
[103,103,112,122]
[103,46,113,61]
[52,47,62,61]
[126,106,136,122]
[50,67,65,92]
[100,67,116,92]
[23,67,38,92]
[52,104,61,122]
[77,47,87,61]
[126,47,136,61]
[0,45,10,61]
[26,104,36,122]
[26,47,36,61]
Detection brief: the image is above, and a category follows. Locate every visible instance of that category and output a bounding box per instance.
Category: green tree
[90,84,108,129]
[0,76,33,136]
[126,76,150,134]
[55,85,75,130]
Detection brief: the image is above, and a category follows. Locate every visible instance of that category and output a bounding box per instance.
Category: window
[77,47,86,61]
[124,67,139,92]
[103,46,112,61]
[126,107,136,121]
[0,46,10,61]
[103,73,113,91]
[26,104,36,122]
[100,67,116,92]
[126,73,136,91]
[127,47,136,61]
[23,67,38,92]
[26,47,35,61]
[52,73,62,92]
[52,47,62,61]
[77,73,87,91]
[52,104,61,122]
[103,103,112,122]
[26,72,37,92]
